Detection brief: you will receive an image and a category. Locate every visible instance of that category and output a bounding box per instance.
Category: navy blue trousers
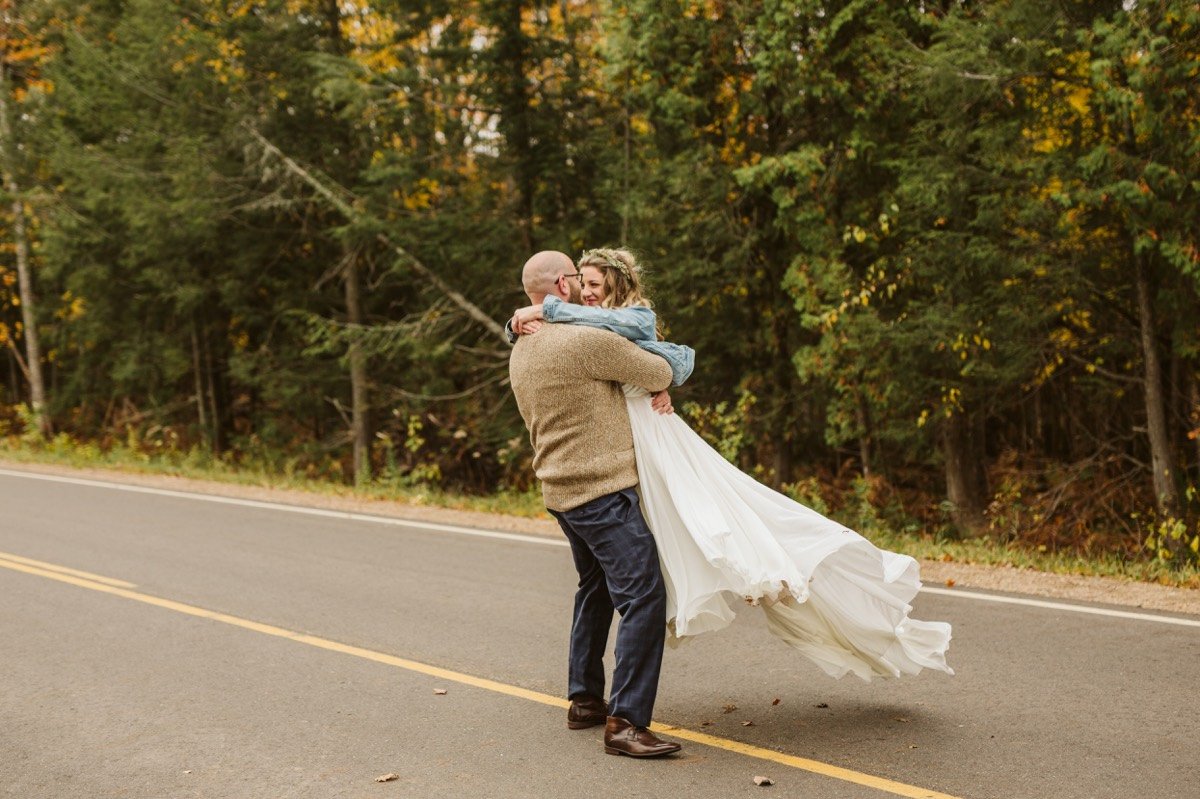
[550,487,667,729]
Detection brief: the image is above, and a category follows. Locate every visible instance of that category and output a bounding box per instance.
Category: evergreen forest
[2,0,1199,568]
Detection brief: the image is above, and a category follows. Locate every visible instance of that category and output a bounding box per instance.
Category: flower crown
[581,248,633,281]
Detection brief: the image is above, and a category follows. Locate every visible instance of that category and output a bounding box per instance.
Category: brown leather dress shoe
[567,695,608,729]
[603,716,682,758]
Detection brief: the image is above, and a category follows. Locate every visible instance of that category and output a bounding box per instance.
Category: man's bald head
[521,250,577,303]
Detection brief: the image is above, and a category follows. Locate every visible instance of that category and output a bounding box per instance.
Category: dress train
[624,386,953,680]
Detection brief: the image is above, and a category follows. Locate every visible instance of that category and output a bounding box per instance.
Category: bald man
[508,250,682,758]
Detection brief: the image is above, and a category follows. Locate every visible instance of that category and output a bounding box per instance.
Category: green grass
[3,437,1197,590]
[864,525,1200,589]
[0,437,549,520]
[787,476,1200,589]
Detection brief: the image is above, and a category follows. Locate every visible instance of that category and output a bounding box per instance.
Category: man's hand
[510,304,545,336]
[651,389,674,415]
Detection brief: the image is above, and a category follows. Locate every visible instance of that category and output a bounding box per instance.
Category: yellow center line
[0,550,137,588]
[1,556,962,799]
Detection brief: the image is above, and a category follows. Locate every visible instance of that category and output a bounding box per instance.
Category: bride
[510,248,952,681]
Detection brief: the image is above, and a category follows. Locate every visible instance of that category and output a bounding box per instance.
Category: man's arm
[542,296,657,341]
[583,329,673,392]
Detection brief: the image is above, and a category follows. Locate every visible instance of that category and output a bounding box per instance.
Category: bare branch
[242,123,509,345]
[1065,353,1142,385]
[385,371,508,402]
[5,334,31,383]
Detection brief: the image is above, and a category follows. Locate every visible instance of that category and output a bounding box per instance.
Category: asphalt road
[2,467,1198,799]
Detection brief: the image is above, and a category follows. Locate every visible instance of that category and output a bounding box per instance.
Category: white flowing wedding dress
[623,385,953,681]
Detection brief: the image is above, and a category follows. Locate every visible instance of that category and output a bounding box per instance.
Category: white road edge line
[919,586,1200,627]
[0,467,566,548]
[3,467,1198,629]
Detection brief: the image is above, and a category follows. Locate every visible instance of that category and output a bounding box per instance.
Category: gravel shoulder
[5,458,1198,617]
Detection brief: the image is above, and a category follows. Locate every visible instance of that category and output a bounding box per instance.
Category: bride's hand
[510,304,544,336]
[651,390,674,415]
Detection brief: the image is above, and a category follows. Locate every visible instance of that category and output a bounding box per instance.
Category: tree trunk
[1034,387,1044,451]
[491,1,535,251]
[1188,368,1200,482]
[343,250,371,486]
[6,344,19,403]
[770,339,795,487]
[772,443,791,488]
[1133,255,1181,516]
[1169,348,1182,439]
[621,72,631,243]
[857,390,873,479]
[0,59,49,436]
[191,317,209,450]
[202,329,224,454]
[943,410,988,536]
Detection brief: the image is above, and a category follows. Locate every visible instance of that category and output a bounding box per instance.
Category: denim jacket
[504,297,694,386]
[542,296,695,387]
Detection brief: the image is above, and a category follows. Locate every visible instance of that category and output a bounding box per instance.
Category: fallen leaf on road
[722,703,737,714]
[700,720,713,727]
[753,775,774,786]
[433,688,448,695]
[894,717,910,723]
[771,698,781,706]
[945,578,956,587]
[375,773,400,783]
[741,720,754,727]
[815,702,829,709]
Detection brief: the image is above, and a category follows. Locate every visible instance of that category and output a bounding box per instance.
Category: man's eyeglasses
[559,271,583,284]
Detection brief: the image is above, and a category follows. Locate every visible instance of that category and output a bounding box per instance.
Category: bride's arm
[537,298,694,387]
[510,297,656,341]
[639,340,695,387]
[512,297,693,388]
[535,296,658,341]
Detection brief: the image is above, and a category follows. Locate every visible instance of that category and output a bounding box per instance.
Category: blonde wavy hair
[577,248,653,310]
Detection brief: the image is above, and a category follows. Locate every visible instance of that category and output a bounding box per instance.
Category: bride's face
[581,266,606,306]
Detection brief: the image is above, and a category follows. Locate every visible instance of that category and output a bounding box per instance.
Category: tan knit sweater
[509,323,674,512]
